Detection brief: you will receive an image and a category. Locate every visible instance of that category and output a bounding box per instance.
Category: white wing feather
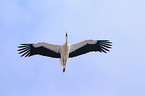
[33,42,61,53]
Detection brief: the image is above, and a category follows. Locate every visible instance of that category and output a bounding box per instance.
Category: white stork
[18,33,112,72]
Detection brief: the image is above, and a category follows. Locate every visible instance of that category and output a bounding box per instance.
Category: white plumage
[18,33,112,72]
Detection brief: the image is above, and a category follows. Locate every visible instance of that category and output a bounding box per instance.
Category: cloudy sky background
[0,0,145,96]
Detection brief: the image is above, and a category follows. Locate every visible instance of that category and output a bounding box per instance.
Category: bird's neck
[65,37,68,45]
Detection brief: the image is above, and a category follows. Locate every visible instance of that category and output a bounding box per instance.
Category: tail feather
[59,58,70,66]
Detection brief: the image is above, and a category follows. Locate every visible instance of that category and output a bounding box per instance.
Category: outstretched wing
[18,42,61,58]
[69,40,112,58]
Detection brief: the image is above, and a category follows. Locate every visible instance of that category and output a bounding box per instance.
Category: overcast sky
[0,0,145,96]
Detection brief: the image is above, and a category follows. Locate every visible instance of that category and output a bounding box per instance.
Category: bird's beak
[66,31,68,37]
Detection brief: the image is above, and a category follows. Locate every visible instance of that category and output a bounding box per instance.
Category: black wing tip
[18,44,31,57]
[98,40,112,42]
[18,51,31,57]
[101,46,112,53]
[98,40,112,44]
[98,40,112,53]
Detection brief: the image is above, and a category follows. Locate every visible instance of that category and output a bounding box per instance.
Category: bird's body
[18,33,112,72]
[59,38,70,72]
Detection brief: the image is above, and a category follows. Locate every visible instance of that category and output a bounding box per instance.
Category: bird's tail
[59,58,70,66]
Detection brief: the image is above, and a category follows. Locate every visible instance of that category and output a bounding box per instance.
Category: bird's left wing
[18,42,61,58]
[69,40,112,58]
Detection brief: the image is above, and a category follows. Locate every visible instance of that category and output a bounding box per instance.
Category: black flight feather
[18,44,61,58]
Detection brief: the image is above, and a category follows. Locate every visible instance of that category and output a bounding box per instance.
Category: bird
[18,32,112,72]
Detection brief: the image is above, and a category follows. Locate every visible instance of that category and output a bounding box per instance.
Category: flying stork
[18,33,112,72]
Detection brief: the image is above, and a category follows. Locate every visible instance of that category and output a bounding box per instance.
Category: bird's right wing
[18,42,61,58]
[69,40,112,58]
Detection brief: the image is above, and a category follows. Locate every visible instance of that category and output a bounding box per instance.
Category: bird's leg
[63,59,66,72]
